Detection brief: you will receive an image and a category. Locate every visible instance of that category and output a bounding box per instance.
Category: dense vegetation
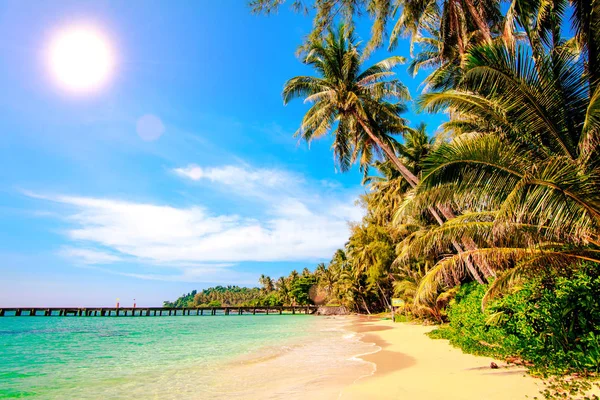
[163,287,262,308]
[164,272,320,308]
[170,0,600,376]
[431,264,600,375]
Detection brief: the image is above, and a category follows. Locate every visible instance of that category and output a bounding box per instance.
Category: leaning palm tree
[405,43,600,305]
[283,24,417,184]
[285,24,491,284]
[364,124,435,223]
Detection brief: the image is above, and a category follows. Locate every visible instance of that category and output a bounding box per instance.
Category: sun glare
[48,25,115,93]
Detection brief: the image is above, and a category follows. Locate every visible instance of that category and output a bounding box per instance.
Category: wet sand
[341,318,543,400]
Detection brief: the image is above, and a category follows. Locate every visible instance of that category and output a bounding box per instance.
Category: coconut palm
[286,25,492,283]
[406,43,600,304]
[364,124,436,222]
[288,269,300,282]
[283,24,418,183]
[330,249,348,271]
[258,274,275,293]
[275,277,291,304]
[506,0,600,90]
[254,0,600,316]
[251,0,500,55]
[315,262,339,298]
[363,161,409,225]
[406,33,466,91]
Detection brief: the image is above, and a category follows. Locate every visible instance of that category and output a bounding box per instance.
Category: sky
[0,1,445,307]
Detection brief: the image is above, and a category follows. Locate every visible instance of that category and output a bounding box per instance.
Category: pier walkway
[0,305,321,317]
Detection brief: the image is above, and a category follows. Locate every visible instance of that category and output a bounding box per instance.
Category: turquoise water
[0,315,374,399]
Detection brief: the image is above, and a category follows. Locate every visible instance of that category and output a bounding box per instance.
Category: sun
[48,25,115,93]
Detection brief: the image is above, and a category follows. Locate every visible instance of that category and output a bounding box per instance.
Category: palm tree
[288,269,299,282]
[275,276,291,305]
[258,274,275,293]
[506,0,600,92]
[252,0,600,94]
[330,249,348,270]
[338,265,375,313]
[251,0,499,55]
[405,33,464,91]
[315,262,338,297]
[346,215,396,309]
[408,43,600,304]
[363,161,409,224]
[283,24,418,184]
[285,24,491,284]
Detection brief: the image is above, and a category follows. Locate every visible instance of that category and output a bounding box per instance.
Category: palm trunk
[356,114,487,285]
[361,296,371,314]
[462,0,492,43]
[355,114,419,186]
[449,239,485,284]
[449,0,466,63]
[437,205,494,280]
[377,282,391,310]
[579,0,598,94]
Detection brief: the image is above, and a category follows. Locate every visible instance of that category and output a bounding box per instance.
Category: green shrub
[430,266,600,375]
[394,313,410,323]
[290,276,317,305]
[429,283,519,358]
[493,268,600,374]
[257,293,283,306]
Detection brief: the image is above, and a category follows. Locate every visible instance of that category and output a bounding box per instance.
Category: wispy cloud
[58,247,123,264]
[174,164,292,187]
[29,162,363,282]
[44,194,356,263]
[173,163,307,202]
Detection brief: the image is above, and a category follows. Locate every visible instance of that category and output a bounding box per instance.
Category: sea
[0,314,376,399]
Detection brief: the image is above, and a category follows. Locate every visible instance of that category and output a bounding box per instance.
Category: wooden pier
[0,305,321,317]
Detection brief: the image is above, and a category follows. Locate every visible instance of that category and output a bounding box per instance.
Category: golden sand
[340,318,543,400]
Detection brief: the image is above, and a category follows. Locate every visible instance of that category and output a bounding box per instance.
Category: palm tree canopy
[283,24,411,172]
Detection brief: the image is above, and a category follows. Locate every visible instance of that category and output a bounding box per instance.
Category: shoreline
[8,314,596,399]
[341,317,543,399]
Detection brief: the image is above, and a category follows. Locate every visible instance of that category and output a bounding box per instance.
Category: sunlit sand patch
[205,316,376,399]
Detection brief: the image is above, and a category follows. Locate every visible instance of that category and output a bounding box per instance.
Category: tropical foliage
[165,270,322,308]
[164,287,262,308]
[245,0,600,375]
[432,265,600,375]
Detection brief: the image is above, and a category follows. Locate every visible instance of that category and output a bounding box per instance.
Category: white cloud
[58,248,122,264]
[320,179,342,189]
[45,194,355,263]
[30,163,363,282]
[174,164,294,189]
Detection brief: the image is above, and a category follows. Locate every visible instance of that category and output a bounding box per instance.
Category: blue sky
[0,1,445,307]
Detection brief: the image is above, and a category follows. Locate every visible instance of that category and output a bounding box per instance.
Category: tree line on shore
[164,270,319,308]
[169,0,599,376]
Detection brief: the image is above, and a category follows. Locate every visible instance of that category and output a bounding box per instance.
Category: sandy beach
[341,318,542,400]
